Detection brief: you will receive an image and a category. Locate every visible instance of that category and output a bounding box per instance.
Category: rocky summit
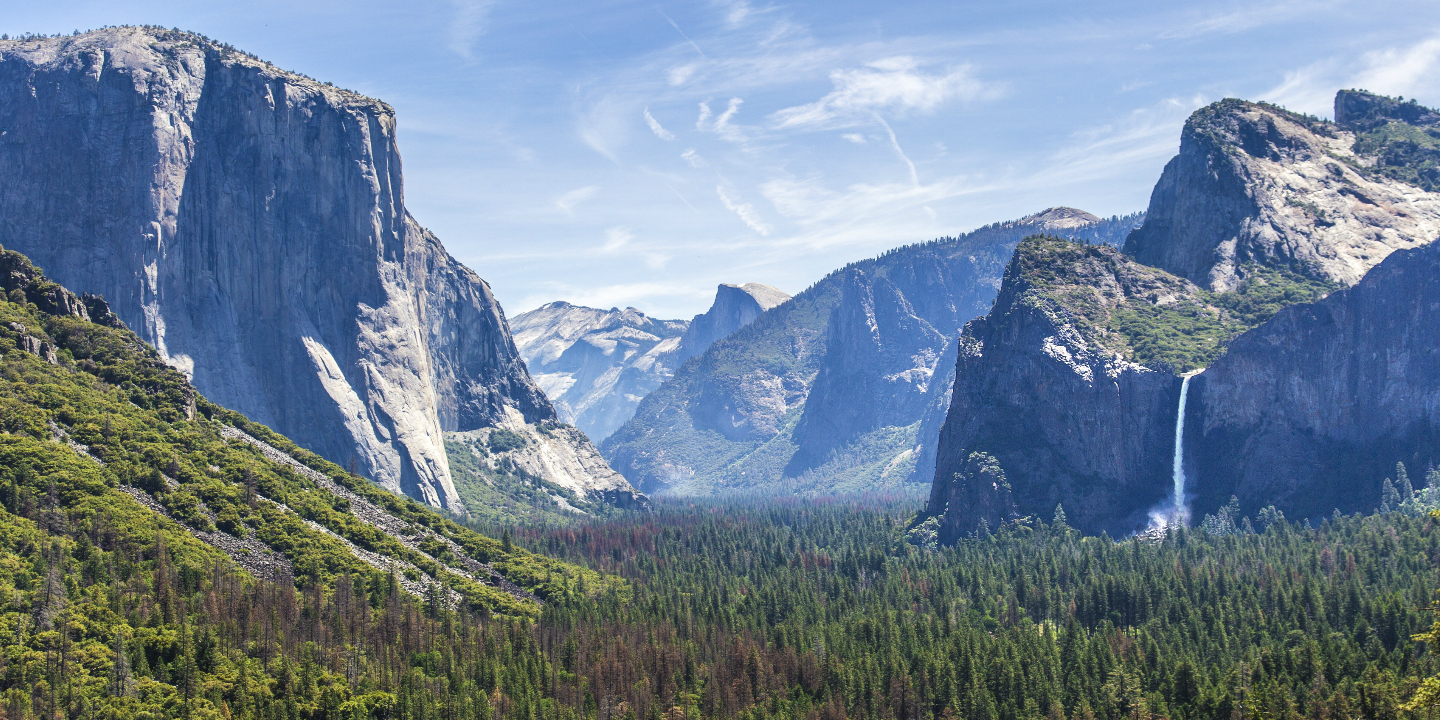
[603,208,1142,496]
[0,27,640,511]
[1125,95,1440,291]
[920,91,1440,538]
[511,283,788,444]
[511,303,689,443]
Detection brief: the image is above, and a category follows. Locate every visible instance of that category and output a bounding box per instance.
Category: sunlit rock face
[0,27,637,510]
[512,303,689,443]
[1125,96,1440,292]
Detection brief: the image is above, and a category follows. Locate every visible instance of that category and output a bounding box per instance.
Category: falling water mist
[1148,373,1198,532]
[1171,375,1192,511]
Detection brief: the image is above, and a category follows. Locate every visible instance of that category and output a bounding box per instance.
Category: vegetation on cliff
[1013,237,1338,372]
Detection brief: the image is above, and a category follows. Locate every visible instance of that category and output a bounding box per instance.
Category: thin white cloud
[717,186,772,235]
[555,186,598,214]
[875,115,919,187]
[696,98,747,142]
[841,133,867,144]
[759,176,977,230]
[447,0,496,60]
[660,8,707,58]
[718,0,754,27]
[1354,34,1440,100]
[1044,95,1202,187]
[579,95,628,164]
[771,57,995,130]
[602,227,633,253]
[644,107,676,140]
[1260,32,1440,118]
[1158,2,1319,40]
[717,98,746,142]
[681,148,708,168]
[669,64,698,86]
[1260,62,1338,116]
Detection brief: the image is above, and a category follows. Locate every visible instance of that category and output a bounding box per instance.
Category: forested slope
[0,244,616,717]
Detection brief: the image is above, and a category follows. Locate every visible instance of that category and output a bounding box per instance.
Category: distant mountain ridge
[512,283,789,443]
[0,27,642,512]
[603,208,1143,496]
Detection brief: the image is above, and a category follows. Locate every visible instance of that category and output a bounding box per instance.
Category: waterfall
[1172,374,1192,510]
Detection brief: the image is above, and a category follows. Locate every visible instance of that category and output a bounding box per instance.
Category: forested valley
[11,456,1440,720]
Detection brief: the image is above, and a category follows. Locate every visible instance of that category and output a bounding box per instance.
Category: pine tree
[1052,504,1068,529]
[1380,478,1400,513]
[1397,462,1414,502]
[110,633,131,698]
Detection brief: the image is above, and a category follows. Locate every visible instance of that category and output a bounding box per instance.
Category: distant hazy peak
[1019,207,1103,229]
[730,282,791,311]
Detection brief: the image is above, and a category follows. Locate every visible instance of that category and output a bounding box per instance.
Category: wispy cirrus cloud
[1260,31,1440,116]
[644,107,676,140]
[771,57,998,130]
[717,186,772,235]
[555,186,598,214]
[1354,33,1440,99]
[1157,1,1330,40]
[447,0,496,60]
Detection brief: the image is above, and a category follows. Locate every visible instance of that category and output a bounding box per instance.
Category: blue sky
[7,1,1440,317]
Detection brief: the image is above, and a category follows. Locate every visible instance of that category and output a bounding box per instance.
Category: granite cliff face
[510,283,788,444]
[0,27,638,511]
[1124,96,1440,291]
[669,283,791,366]
[921,92,1440,538]
[604,209,1142,496]
[1187,240,1440,520]
[925,238,1203,536]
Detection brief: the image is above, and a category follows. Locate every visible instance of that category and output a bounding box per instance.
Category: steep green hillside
[0,245,619,716]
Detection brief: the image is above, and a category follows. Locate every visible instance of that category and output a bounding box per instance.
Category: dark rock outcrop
[923,451,1016,544]
[784,268,946,475]
[0,28,636,510]
[1187,240,1440,520]
[1334,90,1440,132]
[925,238,1195,535]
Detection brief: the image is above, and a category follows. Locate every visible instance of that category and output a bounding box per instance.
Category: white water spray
[1171,374,1193,511]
